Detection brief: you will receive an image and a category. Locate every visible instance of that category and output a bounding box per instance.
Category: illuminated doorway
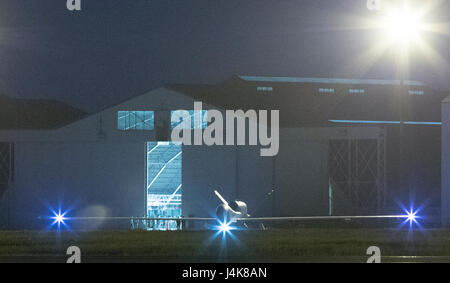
[146,142,182,230]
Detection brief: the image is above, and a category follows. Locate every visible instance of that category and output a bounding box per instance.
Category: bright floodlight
[219,222,232,233]
[382,6,423,46]
[406,210,417,224]
[50,209,68,230]
[55,213,64,224]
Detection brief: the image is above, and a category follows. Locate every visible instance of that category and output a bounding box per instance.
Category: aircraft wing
[64,216,216,221]
[45,215,410,223]
[64,215,407,221]
[234,215,407,221]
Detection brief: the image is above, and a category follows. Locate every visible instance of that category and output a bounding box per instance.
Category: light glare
[55,214,64,224]
[407,210,417,224]
[219,222,231,233]
[387,11,420,42]
[214,220,236,235]
[50,209,68,230]
[381,5,424,48]
[401,205,422,230]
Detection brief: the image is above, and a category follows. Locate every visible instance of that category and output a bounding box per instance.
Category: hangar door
[146,142,182,230]
[328,138,386,215]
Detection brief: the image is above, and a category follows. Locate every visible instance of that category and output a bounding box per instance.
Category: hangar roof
[0,95,86,130]
[239,75,426,86]
[169,75,447,128]
[0,75,446,130]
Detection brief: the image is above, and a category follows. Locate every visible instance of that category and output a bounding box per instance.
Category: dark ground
[1,228,450,262]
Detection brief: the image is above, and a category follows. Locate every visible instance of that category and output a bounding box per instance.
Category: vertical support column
[383,130,386,208]
[235,147,239,200]
[347,139,352,204]
[377,132,382,211]
[8,143,12,229]
[144,142,149,219]
[328,178,333,216]
[376,128,387,211]
[355,139,360,209]
[441,99,450,227]
[272,155,276,217]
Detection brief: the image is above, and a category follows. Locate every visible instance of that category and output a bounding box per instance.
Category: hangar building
[0,75,445,230]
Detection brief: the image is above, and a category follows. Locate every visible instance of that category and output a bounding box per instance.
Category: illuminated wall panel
[118,111,154,130]
[146,141,182,230]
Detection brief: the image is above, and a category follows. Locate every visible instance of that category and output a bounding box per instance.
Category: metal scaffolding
[328,133,386,215]
[0,143,13,197]
[0,143,13,228]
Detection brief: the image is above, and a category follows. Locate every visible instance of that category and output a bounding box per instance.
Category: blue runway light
[50,209,69,230]
[406,210,417,225]
[214,220,235,235]
[54,213,64,224]
[399,203,423,230]
[219,222,232,233]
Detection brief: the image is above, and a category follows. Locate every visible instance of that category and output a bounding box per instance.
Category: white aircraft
[61,189,416,230]
[211,190,414,224]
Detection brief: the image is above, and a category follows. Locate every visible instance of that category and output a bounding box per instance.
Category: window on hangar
[318,88,335,94]
[118,111,154,130]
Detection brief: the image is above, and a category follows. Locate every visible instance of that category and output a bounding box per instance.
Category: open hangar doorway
[145,141,182,230]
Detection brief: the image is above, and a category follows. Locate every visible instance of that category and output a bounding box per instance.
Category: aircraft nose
[215,204,227,222]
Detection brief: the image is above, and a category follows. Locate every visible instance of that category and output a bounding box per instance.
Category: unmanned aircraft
[52,189,418,231]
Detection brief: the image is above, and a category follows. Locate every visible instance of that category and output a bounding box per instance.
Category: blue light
[329,120,400,124]
[399,204,423,230]
[404,121,442,125]
[406,210,417,225]
[50,208,69,231]
[206,218,242,258]
[214,220,235,235]
[219,222,232,233]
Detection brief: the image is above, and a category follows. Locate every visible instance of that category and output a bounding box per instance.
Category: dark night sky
[0,0,448,112]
